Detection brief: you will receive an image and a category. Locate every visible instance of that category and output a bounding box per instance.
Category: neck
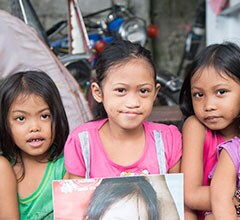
[102,120,145,140]
[220,120,240,140]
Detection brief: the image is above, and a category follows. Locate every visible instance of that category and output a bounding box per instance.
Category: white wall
[206,0,240,45]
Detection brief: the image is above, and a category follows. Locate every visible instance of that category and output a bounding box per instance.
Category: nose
[30,127,40,133]
[203,96,216,112]
[125,93,140,108]
[29,120,40,133]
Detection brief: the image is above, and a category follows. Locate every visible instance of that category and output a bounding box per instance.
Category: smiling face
[92,58,160,132]
[191,67,240,137]
[8,93,52,160]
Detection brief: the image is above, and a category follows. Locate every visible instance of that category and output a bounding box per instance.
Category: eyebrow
[191,82,231,89]
[112,82,154,86]
[11,107,50,114]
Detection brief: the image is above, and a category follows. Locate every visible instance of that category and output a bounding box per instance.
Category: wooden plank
[148,105,183,123]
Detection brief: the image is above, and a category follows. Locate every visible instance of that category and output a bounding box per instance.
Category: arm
[169,160,181,173]
[64,132,89,179]
[184,205,198,220]
[211,149,237,220]
[167,124,182,174]
[68,173,85,179]
[0,156,19,220]
[63,172,69,179]
[181,116,211,212]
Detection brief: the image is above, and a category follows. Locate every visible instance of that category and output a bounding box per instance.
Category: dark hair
[92,39,157,120]
[85,176,160,220]
[0,71,69,171]
[179,41,240,117]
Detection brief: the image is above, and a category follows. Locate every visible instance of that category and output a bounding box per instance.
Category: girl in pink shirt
[179,42,240,220]
[64,40,182,179]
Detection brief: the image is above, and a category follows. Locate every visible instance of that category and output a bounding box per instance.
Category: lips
[205,116,221,122]
[27,137,44,147]
[122,111,141,115]
[126,112,140,115]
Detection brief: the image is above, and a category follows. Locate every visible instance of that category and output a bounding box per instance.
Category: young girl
[0,156,19,219]
[179,41,240,220]
[64,40,182,179]
[0,70,69,219]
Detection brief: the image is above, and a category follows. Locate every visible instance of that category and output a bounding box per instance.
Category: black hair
[0,71,69,180]
[92,39,157,120]
[85,176,160,220]
[179,41,240,117]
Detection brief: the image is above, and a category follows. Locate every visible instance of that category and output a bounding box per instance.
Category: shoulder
[54,154,64,164]
[181,116,207,156]
[183,115,204,128]
[182,115,206,134]
[51,155,66,178]
[0,156,11,169]
[218,137,240,168]
[230,136,240,145]
[219,137,240,152]
[145,122,182,170]
[69,119,107,137]
[0,156,16,181]
[144,121,180,133]
[144,121,182,145]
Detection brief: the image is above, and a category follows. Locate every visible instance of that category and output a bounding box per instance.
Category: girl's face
[101,195,148,220]
[191,67,240,137]
[8,93,52,160]
[92,58,160,131]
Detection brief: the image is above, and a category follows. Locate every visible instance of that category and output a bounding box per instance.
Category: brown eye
[117,88,125,93]
[217,89,226,95]
[41,114,50,120]
[16,116,25,122]
[192,92,203,98]
[140,88,148,94]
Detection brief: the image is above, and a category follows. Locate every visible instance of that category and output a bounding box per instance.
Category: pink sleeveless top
[198,128,224,220]
[203,128,224,186]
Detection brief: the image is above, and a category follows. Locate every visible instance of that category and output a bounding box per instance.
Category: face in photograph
[101,194,148,220]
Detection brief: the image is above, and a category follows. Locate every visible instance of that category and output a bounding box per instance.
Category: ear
[91,82,103,103]
[154,83,161,100]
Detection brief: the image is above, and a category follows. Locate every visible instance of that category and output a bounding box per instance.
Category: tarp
[0,10,93,131]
